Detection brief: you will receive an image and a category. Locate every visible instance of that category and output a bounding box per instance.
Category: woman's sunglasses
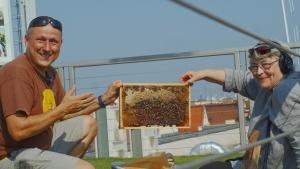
[248,44,273,56]
[28,16,62,32]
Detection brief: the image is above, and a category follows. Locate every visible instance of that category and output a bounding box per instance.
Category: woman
[180,40,300,169]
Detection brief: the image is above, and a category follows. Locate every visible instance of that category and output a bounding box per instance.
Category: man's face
[249,56,283,90]
[25,24,62,71]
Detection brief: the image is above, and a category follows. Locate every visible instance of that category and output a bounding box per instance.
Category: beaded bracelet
[98,95,106,108]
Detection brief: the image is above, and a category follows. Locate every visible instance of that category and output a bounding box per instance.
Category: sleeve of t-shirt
[223,68,260,100]
[1,78,34,117]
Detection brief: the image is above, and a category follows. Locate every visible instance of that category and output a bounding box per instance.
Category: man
[180,40,300,169]
[0,16,122,169]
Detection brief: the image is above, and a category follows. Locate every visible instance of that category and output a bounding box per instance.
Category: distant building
[179,99,250,133]
[178,104,204,133]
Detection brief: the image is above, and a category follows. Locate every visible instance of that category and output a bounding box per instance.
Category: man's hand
[57,85,98,117]
[101,80,123,106]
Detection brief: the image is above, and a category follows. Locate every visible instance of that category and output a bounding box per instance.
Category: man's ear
[24,34,29,47]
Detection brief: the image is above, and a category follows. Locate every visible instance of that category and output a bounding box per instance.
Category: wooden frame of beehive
[119,83,191,129]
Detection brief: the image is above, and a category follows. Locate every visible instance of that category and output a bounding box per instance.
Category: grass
[85,153,244,169]
[86,157,139,169]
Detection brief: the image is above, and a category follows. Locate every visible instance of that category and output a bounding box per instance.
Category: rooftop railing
[55,43,300,162]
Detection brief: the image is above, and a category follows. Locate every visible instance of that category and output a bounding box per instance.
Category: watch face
[119,83,190,129]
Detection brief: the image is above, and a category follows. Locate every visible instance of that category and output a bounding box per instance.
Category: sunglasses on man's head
[28,16,62,32]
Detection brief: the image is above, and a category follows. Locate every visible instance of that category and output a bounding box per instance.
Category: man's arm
[7,109,66,142]
[6,86,97,141]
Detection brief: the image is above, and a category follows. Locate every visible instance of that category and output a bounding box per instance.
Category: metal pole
[131,129,143,157]
[234,52,247,146]
[281,0,290,43]
[96,108,110,157]
[57,67,65,89]
[68,66,75,90]
[17,0,27,53]
[93,112,99,158]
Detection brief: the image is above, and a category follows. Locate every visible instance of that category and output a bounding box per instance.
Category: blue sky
[35,0,297,63]
[35,0,300,99]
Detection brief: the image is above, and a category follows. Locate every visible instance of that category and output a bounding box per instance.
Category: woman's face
[249,56,283,90]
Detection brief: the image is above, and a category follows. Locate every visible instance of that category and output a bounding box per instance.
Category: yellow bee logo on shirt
[43,89,56,113]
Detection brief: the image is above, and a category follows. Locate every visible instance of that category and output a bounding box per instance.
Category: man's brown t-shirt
[0,54,65,159]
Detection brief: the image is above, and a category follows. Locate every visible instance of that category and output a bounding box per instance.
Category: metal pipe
[281,0,290,43]
[175,127,300,169]
[170,0,300,58]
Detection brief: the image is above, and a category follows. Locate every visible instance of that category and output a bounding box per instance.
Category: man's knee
[75,159,95,169]
[83,115,98,138]
[199,161,233,169]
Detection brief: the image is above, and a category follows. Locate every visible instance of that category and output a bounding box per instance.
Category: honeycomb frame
[119,83,190,128]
